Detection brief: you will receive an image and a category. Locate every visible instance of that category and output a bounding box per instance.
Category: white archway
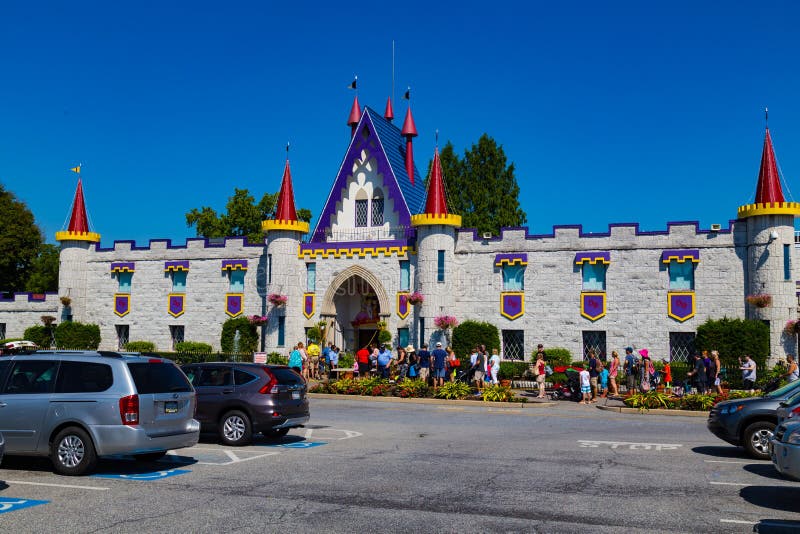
[320,265,390,317]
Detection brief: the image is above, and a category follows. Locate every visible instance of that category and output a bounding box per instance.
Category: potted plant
[248,314,268,326]
[406,291,424,305]
[745,294,772,308]
[434,315,458,330]
[268,293,288,307]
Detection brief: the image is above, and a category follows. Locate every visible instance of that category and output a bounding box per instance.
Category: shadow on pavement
[740,486,800,513]
[94,455,198,475]
[198,432,305,446]
[691,445,752,459]
[742,463,786,481]
[0,455,58,473]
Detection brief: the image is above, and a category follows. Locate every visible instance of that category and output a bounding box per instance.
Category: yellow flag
[70,165,81,174]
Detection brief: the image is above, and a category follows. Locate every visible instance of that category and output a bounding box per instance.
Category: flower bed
[309,378,526,402]
[623,390,757,411]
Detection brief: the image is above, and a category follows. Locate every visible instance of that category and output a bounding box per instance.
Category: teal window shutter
[502,265,525,291]
[307,263,316,292]
[582,263,606,291]
[230,270,245,292]
[172,271,187,293]
[400,260,410,291]
[118,272,132,293]
[669,261,694,291]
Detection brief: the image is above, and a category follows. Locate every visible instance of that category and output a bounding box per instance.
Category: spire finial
[765,106,769,128]
[70,163,82,175]
[286,142,290,160]
[435,129,439,148]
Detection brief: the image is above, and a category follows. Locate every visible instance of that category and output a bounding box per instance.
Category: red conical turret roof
[67,178,90,233]
[347,96,361,127]
[754,128,785,203]
[401,107,417,137]
[384,97,394,122]
[424,148,449,216]
[275,159,298,222]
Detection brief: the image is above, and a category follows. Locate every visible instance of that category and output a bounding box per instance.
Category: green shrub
[377,329,392,344]
[695,317,769,369]
[434,381,472,399]
[175,341,213,353]
[267,352,288,365]
[679,393,716,411]
[624,391,672,409]
[54,321,100,349]
[337,352,355,368]
[537,347,571,366]
[220,317,258,354]
[548,372,567,384]
[125,341,156,352]
[397,379,429,398]
[570,361,587,368]
[482,384,515,402]
[23,325,52,348]
[452,321,500,364]
[306,326,322,343]
[498,361,528,379]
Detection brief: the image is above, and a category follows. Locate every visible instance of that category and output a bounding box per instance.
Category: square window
[669,332,695,363]
[582,263,606,291]
[668,261,694,291]
[502,330,524,360]
[170,325,185,350]
[502,265,525,291]
[116,325,130,350]
[582,330,606,360]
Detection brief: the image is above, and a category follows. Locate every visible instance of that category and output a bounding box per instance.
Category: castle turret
[411,145,461,346]
[401,107,418,185]
[737,124,800,364]
[55,169,101,322]
[262,157,309,352]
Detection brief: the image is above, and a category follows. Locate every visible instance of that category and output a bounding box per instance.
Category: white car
[771,420,800,481]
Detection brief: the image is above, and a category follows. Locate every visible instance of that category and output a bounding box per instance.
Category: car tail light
[259,368,279,394]
[788,405,800,420]
[148,358,163,363]
[119,394,139,425]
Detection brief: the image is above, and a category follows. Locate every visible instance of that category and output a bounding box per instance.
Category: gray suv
[0,351,200,475]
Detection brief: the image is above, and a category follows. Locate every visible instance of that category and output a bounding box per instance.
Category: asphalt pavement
[0,397,797,533]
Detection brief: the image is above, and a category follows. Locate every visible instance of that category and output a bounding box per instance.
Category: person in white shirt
[489,349,501,385]
[579,368,591,405]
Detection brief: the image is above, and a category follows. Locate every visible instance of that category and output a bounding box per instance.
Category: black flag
[348,76,357,90]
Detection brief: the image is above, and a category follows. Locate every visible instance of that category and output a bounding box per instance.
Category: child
[579,367,591,405]
[599,362,609,399]
[662,358,672,390]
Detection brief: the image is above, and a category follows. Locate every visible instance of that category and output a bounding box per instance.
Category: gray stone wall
[0,294,58,340]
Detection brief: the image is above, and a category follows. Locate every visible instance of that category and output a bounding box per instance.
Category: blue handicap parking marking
[0,498,48,514]
[93,468,191,481]
[270,441,327,449]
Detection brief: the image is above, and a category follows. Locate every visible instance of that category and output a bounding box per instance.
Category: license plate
[165,401,178,414]
[292,391,301,400]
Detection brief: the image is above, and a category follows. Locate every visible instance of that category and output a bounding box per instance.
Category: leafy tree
[54,321,101,349]
[186,188,312,243]
[26,244,60,292]
[0,184,43,292]
[433,135,527,235]
[695,317,769,368]
[451,320,500,365]
[220,316,258,354]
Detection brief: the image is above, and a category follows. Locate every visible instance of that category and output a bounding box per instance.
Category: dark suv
[707,380,800,459]
[181,363,308,446]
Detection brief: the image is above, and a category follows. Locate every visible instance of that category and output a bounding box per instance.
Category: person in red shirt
[356,345,371,379]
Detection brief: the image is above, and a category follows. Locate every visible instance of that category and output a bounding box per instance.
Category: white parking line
[709,481,750,486]
[704,460,750,464]
[5,480,109,491]
[720,519,756,525]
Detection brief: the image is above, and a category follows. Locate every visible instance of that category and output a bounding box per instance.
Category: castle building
[1,99,799,365]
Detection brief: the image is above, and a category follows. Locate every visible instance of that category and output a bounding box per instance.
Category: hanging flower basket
[268,294,288,307]
[745,294,772,308]
[59,296,72,307]
[434,315,459,330]
[785,319,800,336]
[407,291,424,305]
[248,314,269,326]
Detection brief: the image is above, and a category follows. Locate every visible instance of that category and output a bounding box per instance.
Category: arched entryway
[320,266,390,352]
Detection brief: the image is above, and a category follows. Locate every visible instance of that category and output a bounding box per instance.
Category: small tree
[452,320,500,361]
[695,317,769,368]
[125,341,156,352]
[23,325,51,348]
[536,347,572,366]
[54,321,101,349]
[220,316,258,354]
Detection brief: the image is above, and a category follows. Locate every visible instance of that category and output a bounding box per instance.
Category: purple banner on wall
[226,293,243,317]
[114,294,130,317]
[500,292,524,320]
[168,294,185,317]
[396,292,410,319]
[303,293,315,319]
[668,292,695,322]
[581,292,606,321]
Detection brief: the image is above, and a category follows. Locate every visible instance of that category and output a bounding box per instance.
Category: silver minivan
[0,351,200,475]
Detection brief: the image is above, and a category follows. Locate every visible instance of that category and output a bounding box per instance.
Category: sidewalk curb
[596,405,709,417]
[308,393,555,409]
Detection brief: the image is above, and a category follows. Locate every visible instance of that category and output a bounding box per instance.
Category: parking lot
[0,398,798,533]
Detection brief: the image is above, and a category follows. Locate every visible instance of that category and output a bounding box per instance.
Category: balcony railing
[309,225,416,243]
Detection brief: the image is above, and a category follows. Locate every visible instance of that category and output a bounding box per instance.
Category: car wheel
[265,428,290,439]
[134,451,168,462]
[743,421,774,460]
[51,427,98,476]
[220,410,252,446]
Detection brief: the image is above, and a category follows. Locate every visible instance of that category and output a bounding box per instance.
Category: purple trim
[165,260,190,270]
[494,253,528,266]
[300,239,409,254]
[311,112,411,242]
[458,220,737,242]
[221,259,248,270]
[95,236,265,252]
[110,262,135,272]
[0,292,58,303]
[660,249,700,262]
[575,251,611,264]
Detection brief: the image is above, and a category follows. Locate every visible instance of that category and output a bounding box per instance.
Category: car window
[56,361,113,393]
[0,360,11,389]
[783,388,800,406]
[4,360,59,394]
[270,367,304,385]
[181,366,198,385]
[196,366,232,387]
[127,362,193,394]
[234,369,258,386]
[766,380,800,399]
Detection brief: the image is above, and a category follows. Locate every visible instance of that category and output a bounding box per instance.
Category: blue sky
[2,1,799,245]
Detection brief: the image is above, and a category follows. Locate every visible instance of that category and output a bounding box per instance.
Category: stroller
[550,369,582,402]
[456,366,476,384]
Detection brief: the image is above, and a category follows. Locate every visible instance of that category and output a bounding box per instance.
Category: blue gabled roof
[364,107,427,215]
